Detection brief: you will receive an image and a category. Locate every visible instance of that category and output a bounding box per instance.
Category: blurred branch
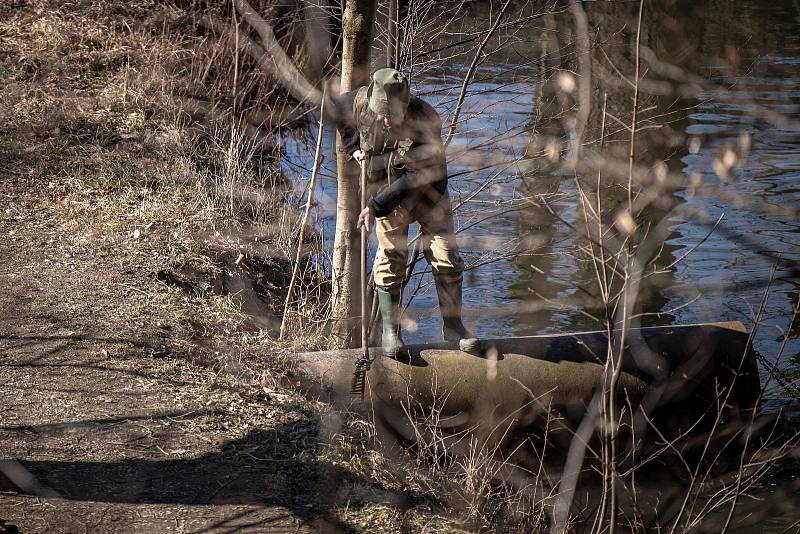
[232,0,322,105]
[568,0,591,164]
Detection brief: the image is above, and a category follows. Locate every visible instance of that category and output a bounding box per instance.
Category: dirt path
[0,180,341,532]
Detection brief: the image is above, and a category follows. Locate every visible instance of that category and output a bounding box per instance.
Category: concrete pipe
[296,322,760,458]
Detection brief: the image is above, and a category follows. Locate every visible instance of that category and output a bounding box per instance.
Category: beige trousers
[373,191,464,289]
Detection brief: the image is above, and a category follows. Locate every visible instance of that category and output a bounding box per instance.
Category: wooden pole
[360,161,369,357]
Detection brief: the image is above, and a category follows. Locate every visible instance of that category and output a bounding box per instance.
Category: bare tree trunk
[329,0,376,347]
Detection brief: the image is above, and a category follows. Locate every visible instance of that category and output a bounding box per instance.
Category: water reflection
[666,2,800,402]
[280,0,800,414]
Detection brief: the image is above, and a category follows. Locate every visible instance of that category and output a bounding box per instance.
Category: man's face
[377,112,405,127]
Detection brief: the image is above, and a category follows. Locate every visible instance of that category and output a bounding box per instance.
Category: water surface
[282,0,800,417]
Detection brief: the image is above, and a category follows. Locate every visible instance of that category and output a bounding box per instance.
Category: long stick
[279,94,325,340]
[360,161,369,357]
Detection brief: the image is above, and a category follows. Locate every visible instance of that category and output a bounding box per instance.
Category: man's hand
[352,149,366,167]
[357,207,371,233]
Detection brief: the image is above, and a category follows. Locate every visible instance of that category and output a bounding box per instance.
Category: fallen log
[296,321,761,450]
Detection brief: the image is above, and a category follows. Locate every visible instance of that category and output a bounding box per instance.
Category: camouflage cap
[368,68,410,117]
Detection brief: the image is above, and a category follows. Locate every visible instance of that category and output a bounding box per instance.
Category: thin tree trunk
[330,0,376,347]
[280,95,326,340]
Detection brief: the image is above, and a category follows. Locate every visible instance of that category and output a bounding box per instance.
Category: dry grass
[0,0,325,352]
[0,2,454,531]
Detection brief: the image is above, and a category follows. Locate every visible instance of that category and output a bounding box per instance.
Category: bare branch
[233,0,321,105]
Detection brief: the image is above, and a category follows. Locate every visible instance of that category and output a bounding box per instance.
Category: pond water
[281,0,800,416]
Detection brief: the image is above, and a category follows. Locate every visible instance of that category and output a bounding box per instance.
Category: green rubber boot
[434,272,481,355]
[376,285,406,358]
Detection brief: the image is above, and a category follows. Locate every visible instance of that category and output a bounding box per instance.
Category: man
[334,67,479,357]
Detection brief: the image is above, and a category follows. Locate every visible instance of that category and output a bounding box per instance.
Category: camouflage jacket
[334,86,448,217]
